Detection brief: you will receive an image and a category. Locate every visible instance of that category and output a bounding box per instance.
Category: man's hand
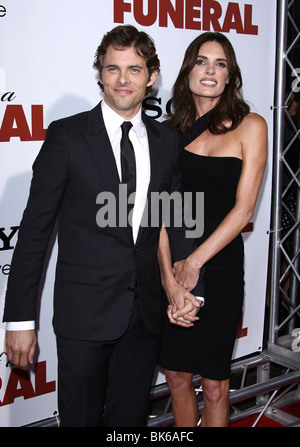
[164,279,202,328]
[168,297,203,328]
[4,330,37,370]
[173,258,200,291]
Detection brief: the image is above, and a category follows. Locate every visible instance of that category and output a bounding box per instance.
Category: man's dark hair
[93,25,160,94]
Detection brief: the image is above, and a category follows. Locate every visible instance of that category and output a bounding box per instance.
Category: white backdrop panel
[0,0,276,426]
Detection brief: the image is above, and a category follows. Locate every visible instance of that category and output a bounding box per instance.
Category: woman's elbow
[243,207,255,226]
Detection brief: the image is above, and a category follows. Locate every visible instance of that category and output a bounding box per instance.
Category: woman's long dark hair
[165,32,250,135]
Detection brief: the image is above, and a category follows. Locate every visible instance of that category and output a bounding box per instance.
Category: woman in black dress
[158,32,268,427]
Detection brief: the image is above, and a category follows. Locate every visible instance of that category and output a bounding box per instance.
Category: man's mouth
[114,88,133,95]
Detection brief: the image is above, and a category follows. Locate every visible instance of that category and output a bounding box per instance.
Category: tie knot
[121,121,133,135]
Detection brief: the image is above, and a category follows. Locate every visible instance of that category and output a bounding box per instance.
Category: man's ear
[147,70,158,88]
[98,71,104,86]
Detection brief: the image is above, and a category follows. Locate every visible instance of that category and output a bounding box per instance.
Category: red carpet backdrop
[0,0,276,426]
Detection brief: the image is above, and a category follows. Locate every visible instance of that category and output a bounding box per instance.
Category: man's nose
[117,69,130,84]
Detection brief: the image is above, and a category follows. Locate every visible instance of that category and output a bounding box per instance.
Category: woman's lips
[200,78,217,86]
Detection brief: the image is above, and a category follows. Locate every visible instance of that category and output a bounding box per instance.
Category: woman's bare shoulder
[241,112,268,131]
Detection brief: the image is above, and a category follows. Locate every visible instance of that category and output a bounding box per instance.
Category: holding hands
[165,259,203,328]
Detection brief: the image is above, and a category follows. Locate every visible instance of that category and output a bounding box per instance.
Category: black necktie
[120,121,136,204]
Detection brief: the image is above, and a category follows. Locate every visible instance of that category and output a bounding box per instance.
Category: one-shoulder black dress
[159,120,245,380]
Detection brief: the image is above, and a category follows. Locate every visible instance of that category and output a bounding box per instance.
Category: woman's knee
[165,370,193,392]
[202,378,229,404]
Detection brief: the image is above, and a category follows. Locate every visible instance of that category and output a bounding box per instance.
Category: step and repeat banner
[0,0,277,426]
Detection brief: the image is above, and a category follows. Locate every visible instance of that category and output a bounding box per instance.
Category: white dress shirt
[101,100,150,242]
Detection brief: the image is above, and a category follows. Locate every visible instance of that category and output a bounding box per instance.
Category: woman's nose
[206,64,215,75]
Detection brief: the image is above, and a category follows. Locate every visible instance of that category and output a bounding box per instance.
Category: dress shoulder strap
[183,112,210,146]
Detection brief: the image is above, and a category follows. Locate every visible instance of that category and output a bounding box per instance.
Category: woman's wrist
[186,252,204,272]
[161,270,176,291]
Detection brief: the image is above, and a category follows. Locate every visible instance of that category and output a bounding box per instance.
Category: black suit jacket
[3,102,204,341]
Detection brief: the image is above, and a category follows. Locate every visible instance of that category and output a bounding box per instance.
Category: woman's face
[188,40,230,102]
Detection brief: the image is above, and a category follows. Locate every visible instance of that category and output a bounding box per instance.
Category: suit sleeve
[3,121,69,322]
[165,132,205,297]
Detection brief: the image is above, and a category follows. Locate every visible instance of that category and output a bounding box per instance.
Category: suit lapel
[84,102,120,197]
[85,102,135,242]
[146,116,164,196]
[136,114,165,244]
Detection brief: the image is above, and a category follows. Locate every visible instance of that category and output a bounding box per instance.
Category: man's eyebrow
[103,64,145,69]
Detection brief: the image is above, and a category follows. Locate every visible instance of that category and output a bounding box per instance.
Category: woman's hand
[164,279,202,327]
[167,297,203,328]
[173,257,200,291]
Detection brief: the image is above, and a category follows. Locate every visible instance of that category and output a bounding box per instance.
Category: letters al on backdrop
[0,0,276,426]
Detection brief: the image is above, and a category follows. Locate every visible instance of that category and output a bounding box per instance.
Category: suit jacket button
[128,286,135,293]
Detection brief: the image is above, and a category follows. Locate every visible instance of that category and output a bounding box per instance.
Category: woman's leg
[165,369,199,427]
[201,377,230,427]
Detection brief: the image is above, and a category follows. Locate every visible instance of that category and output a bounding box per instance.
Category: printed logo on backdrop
[114,0,259,35]
[0,4,6,18]
[0,354,56,407]
[0,241,55,407]
[114,0,260,120]
[0,226,19,278]
[0,67,46,142]
[0,101,47,142]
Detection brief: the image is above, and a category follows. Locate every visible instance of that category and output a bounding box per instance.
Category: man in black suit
[3,25,203,427]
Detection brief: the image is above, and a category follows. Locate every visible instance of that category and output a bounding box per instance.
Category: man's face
[99,45,157,119]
